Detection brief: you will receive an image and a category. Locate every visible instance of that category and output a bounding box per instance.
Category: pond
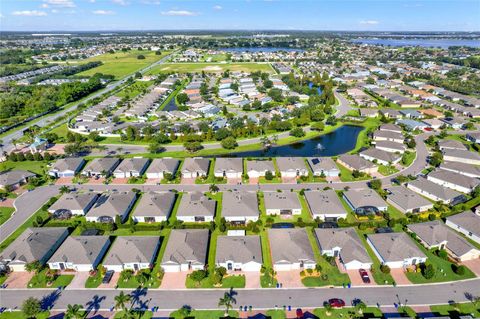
[226,125,364,158]
[162,96,178,111]
[219,47,304,53]
[351,38,480,49]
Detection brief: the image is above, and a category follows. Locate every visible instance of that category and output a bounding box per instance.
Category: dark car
[375,227,393,234]
[318,222,338,229]
[271,222,295,229]
[327,298,345,308]
[359,269,370,283]
[102,270,114,284]
[296,308,304,318]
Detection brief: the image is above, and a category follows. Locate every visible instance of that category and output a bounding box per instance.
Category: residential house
[466,132,480,144]
[306,157,340,177]
[48,158,85,178]
[373,130,404,144]
[315,228,372,270]
[427,170,480,194]
[113,158,150,178]
[367,232,427,269]
[214,158,243,179]
[379,124,403,134]
[263,191,301,216]
[386,186,434,214]
[216,235,262,272]
[132,191,176,223]
[337,154,378,174]
[408,221,480,262]
[439,162,480,179]
[82,158,120,177]
[343,189,388,215]
[48,236,111,271]
[222,191,259,224]
[407,177,465,204]
[48,192,99,216]
[103,236,160,272]
[437,140,468,152]
[0,227,69,271]
[304,190,347,221]
[374,140,406,153]
[161,229,209,272]
[181,158,210,179]
[176,192,216,222]
[360,148,402,165]
[0,170,35,190]
[145,158,180,180]
[442,149,480,166]
[446,211,480,245]
[268,228,316,271]
[246,160,275,178]
[86,191,137,223]
[276,157,308,178]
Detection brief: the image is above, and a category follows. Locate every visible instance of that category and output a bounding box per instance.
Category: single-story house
[214,158,243,179]
[427,169,480,194]
[145,158,180,180]
[222,191,259,224]
[446,211,480,245]
[0,170,36,190]
[343,189,388,215]
[176,192,216,222]
[379,123,402,134]
[86,191,137,223]
[82,158,120,177]
[437,140,468,152]
[48,192,99,216]
[408,221,480,262]
[374,140,406,153]
[304,190,347,221]
[0,227,69,271]
[386,186,434,214]
[268,228,316,271]
[113,158,150,178]
[466,132,480,144]
[406,177,465,204]
[373,130,404,144]
[396,119,428,131]
[216,235,262,272]
[181,158,210,179]
[132,191,176,223]
[337,154,378,174]
[103,236,160,272]
[48,158,85,178]
[442,149,480,166]
[439,162,480,179]
[366,232,427,269]
[306,157,340,177]
[263,191,301,216]
[246,160,275,178]
[315,227,372,270]
[276,157,308,178]
[161,229,209,272]
[359,148,402,165]
[47,236,111,271]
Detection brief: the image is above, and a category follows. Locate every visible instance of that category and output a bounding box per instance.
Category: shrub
[421,263,435,279]
[452,264,466,275]
[380,264,391,274]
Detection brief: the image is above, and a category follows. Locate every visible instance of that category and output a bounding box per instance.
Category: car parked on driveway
[102,270,114,284]
[359,269,371,283]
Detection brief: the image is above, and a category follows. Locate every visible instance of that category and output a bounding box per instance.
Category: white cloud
[40,3,49,8]
[141,0,161,4]
[43,0,76,8]
[111,0,128,5]
[213,5,222,10]
[359,20,379,25]
[51,9,59,13]
[161,10,199,16]
[12,10,48,16]
[92,10,115,15]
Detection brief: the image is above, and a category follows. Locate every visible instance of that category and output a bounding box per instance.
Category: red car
[359,269,371,283]
[327,298,346,308]
[296,308,304,318]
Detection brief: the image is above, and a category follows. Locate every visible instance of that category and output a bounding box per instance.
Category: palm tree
[11,138,18,150]
[209,184,219,193]
[64,304,84,319]
[114,291,131,313]
[218,288,237,317]
[59,185,70,194]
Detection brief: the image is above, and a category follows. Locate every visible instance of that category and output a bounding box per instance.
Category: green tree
[25,260,42,274]
[290,127,305,138]
[64,304,84,319]
[221,136,237,150]
[22,297,41,319]
[190,270,207,286]
[218,288,237,317]
[114,291,132,312]
[369,179,382,190]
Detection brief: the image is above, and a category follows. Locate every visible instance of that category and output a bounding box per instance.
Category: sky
[1,0,479,32]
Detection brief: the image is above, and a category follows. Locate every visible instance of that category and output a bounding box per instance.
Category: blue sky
[1,0,479,31]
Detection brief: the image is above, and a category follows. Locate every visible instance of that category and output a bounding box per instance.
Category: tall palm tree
[218,289,237,317]
[114,291,131,313]
[64,304,84,319]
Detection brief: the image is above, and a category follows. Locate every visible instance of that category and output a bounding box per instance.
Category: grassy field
[0,312,50,319]
[0,207,14,226]
[77,50,170,79]
[169,310,239,319]
[430,302,480,317]
[0,160,48,175]
[146,62,275,74]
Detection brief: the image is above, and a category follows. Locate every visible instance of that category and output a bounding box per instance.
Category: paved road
[1,53,175,153]
[334,91,354,118]
[1,279,479,311]
[0,186,59,243]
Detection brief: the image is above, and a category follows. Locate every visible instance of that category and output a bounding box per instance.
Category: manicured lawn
[0,207,14,226]
[78,50,171,79]
[336,162,371,182]
[147,62,274,74]
[185,274,245,289]
[114,311,152,319]
[0,311,50,319]
[84,270,102,288]
[313,307,383,319]
[430,302,480,317]
[401,151,416,167]
[0,160,48,175]
[117,269,162,289]
[169,310,239,319]
[265,310,287,319]
[28,269,74,288]
[386,205,405,220]
[259,230,278,288]
[378,165,399,176]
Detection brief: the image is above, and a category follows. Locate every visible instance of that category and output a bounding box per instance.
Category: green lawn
[265,310,287,319]
[0,160,48,175]
[27,268,74,288]
[84,270,102,288]
[401,151,416,167]
[169,310,239,319]
[0,312,50,319]
[378,165,399,176]
[185,274,246,289]
[313,307,383,319]
[117,80,153,99]
[78,50,171,79]
[336,162,371,182]
[0,207,14,226]
[117,269,162,289]
[147,62,274,74]
[430,302,480,318]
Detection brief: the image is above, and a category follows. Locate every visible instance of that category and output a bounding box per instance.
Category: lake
[162,97,178,111]
[351,38,480,48]
[219,47,304,53]
[226,125,364,158]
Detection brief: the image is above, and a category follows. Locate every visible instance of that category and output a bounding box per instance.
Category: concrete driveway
[3,272,34,289]
[241,271,261,288]
[160,271,189,289]
[55,177,73,185]
[276,270,303,288]
[66,272,90,289]
[346,269,376,286]
[461,259,480,276]
[281,177,297,184]
[390,268,411,285]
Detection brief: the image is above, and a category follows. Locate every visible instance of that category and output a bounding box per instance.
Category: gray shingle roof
[360,148,401,163]
[87,191,136,219]
[306,157,339,173]
[51,158,85,172]
[48,192,98,212]
[177,192,216,217]
[214,158,243,174]
[132,191,176,218]
[246,160,275,173]
[386,186,433,211]
[216,235,262,264]
[103,236,159,265]
[146,158,180,175]
[276,157,307,173]
[48,236,110,265]
[407,177,463,202]
[304,190,346,216]
[268,228,315,264]
[83,158,120,174]
[428,169,480,190]
[338,154,376,171]
[343,189,387,209]
[161,229,209,265]
[263,191,301,211]
[0,170,35,187]
[315,227,371,264]
[439,161,480,178]
[222,191,259,218]
[367,232,426,262]
[447,211,480,239]
[181,158,210,174]
[114,158,150,174]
